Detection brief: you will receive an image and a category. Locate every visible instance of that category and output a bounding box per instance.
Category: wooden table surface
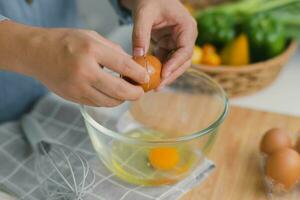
[182,106,300,200]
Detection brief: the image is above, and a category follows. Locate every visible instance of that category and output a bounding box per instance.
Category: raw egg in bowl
[80,68,228,186]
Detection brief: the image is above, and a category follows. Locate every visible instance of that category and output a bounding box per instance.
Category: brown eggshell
[124,55,162,92]
[295,134,300,153]
[265,148,300,190]
[260,128,292,155]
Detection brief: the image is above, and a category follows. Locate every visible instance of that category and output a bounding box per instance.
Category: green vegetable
[196,12,235,48]
[195,0,300,20]
[195,0,300,39]
[243,14,286,62]
[269,2,300,39]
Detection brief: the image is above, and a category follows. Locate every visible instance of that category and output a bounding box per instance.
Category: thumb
[132,11,153,57]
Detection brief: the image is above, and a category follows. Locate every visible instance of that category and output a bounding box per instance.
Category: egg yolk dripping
[148,147,180,170]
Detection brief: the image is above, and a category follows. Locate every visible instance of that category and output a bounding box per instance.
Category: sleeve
[0,15,8,21]
[109,0,132,24]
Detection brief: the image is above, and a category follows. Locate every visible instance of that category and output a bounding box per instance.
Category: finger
[162,46,192,79]
[87,31,127,55]
[62,95,98,107]
[151,26,173,42]
[162,22,197,78]
[85,85,123,107]
[97,46,149,84]
[132,9,154,56]
[81,96,99,106]
[159,59,191,88]
[94,70,144,101]
[156,36,177,50]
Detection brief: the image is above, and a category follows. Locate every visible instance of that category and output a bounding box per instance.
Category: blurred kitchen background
[78,0,300,116]
[78,0,119,36]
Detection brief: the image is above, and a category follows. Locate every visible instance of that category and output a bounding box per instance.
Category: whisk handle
[21,114,49,151]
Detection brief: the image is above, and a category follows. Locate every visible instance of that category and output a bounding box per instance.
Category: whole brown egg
[124,55,162,92]
[265,148,300,190]
[260,128,292,155]
[294,135,300,153]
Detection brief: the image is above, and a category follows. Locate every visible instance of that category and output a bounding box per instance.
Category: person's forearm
[0,20,42,75]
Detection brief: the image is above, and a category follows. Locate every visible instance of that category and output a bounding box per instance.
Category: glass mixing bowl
[80,69,229,186]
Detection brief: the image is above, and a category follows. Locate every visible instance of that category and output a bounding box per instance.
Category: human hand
[19,26,149,106]
[122,0,197,88]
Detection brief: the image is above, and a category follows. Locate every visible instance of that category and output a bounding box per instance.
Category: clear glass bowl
[80,69,229,186]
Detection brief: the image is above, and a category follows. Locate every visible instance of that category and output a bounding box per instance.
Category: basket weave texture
[192,42,298,97]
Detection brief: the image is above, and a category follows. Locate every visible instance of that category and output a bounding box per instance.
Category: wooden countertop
[182,106,300,200]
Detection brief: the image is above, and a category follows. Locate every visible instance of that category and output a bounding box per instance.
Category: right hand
[20,27,150,107]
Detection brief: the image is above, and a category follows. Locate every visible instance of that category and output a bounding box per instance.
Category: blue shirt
[0,0,131,123]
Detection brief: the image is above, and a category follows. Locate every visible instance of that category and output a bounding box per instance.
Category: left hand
[121,0,198,88]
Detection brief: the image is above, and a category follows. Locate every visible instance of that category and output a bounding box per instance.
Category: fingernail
[133,47,144,57]
[144,74,150,83]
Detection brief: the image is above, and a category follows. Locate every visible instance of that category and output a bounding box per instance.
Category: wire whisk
[21,115,95,200]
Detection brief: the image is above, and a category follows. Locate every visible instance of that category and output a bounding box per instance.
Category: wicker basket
[182,0,298,97]
[192,41,298,97]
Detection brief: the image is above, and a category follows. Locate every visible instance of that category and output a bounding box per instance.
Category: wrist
[0,21,44,75]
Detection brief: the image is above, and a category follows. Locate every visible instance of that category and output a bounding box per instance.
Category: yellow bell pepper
[192,46,203,65]
[183,3,195,15]
[221,34,250,66]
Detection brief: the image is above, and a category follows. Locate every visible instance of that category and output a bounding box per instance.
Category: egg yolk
[148,147,179,170]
